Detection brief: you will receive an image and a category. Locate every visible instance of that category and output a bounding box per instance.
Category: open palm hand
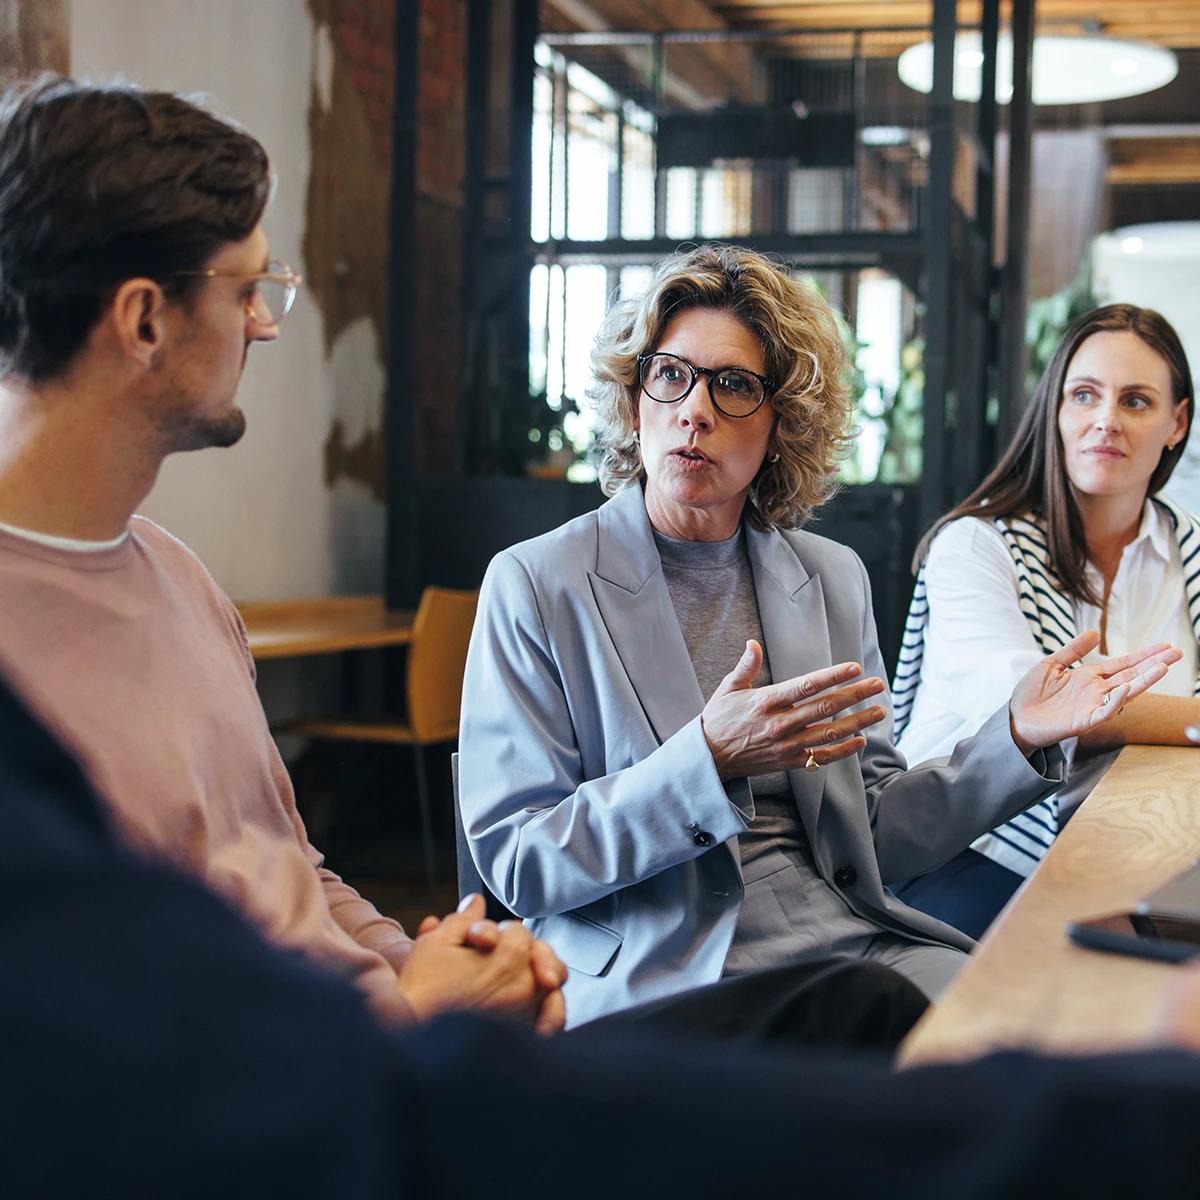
[1008,630,1181,756]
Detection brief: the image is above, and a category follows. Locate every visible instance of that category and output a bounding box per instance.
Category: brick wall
[329,0,396,166]
[414,0,465,472]
[309,0,465,483]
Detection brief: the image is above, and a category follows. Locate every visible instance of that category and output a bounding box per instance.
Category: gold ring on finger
[805,750,820,772]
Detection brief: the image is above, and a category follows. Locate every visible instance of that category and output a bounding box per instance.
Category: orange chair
[279,586,479,892]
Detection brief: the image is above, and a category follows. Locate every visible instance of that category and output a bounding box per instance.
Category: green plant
[839,323,924,487]
[488,389,585,478]
[877,337,924,485]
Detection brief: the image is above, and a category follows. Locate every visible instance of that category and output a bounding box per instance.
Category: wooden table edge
[234,595,415,661]
[898,743,1200,1069]
[247,627,413,659]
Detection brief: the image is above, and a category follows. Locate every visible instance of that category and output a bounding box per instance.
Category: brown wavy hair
[587,243,856,530]
[0,76,270,382]
[914,303,1193,605]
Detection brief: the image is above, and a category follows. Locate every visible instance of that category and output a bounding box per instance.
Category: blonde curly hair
[587,243,855,530]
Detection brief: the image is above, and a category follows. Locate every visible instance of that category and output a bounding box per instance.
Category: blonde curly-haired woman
[458,245,1174,1039]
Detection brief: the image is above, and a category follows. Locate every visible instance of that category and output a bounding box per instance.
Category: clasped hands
[394,894,567,1036]
[701,632,1182,781]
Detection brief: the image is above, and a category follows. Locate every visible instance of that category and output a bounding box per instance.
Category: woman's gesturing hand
[701,640,887,782]
[1008,631,1182,756]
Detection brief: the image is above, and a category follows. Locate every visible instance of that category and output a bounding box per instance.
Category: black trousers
[574,958,929,1053]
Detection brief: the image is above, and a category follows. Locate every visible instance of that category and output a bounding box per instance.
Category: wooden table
[901,744,1200,1067]
[235,596,414,661]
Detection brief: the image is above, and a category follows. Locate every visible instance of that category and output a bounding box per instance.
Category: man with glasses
[0,76,565,1033]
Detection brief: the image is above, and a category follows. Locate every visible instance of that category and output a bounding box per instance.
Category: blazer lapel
[746,524,832,834]
[588,487,705,747]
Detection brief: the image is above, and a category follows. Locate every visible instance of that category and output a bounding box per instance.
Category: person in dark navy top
[6,661,1200,1197]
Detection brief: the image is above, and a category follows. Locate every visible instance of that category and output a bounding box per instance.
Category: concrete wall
[71,0,386,600]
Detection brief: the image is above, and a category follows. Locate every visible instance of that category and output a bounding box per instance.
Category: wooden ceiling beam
[761,35,931,56]
[1102,24,1200,39]
[712,1,938,10]
[1107,161,1200,184]
[711,3,937,24]
[1105,135,1200,184]
[714,0,1200,10]
[1107,136,1200,160]
[1027,1,1200,13]
[713,0,1200,21]
[583,0,725,31]
[707,2,1200,49]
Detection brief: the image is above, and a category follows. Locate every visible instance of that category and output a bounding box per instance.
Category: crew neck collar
[0,518,130,553]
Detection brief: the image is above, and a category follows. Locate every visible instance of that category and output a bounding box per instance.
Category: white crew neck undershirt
[0,517,130,553]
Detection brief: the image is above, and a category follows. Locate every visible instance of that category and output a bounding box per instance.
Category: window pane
[621,119,656,240]
[788,169,845,234]
[562,265,609,406]
[619,265,653,301]
[531,71,554,242]
[665,167,696,240]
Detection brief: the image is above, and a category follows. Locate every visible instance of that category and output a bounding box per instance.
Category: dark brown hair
[0,76,271,382]
[914,303,1193,605]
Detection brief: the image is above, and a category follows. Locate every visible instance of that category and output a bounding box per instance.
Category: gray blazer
[459,486,1064,1027]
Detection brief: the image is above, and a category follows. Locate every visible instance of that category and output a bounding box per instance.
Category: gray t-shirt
[654,525,885,975]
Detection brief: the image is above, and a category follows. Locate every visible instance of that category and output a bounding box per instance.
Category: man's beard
[159,406,247,453]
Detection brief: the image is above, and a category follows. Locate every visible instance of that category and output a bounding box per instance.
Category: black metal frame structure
[384,0,420,608]
[999,0,1036,448]
[385,0,1038,670]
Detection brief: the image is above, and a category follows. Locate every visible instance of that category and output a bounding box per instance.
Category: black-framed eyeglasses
[636,352,774,418]
[172,260,302,326]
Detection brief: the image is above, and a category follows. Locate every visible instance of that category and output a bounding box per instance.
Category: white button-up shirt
[896,501,1198,772]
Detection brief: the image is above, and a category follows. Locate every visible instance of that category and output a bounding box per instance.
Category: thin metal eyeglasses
[172,260,302,326]
[636,351,775,418]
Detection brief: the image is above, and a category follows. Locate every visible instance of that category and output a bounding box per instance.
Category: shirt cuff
[724,776,754,824]
[1023,740,1068,784]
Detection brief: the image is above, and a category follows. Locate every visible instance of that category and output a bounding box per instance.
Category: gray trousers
[865,936,968,1001]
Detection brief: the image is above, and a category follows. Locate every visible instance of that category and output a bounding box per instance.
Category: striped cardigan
[892,496,1200,877]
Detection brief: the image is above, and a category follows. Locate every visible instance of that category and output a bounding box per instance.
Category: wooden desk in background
[901,744,1200,1067]
[235,595,414,661]
[235,592,462,893]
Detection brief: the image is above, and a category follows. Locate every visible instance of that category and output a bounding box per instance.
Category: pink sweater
[0,518,413,1022]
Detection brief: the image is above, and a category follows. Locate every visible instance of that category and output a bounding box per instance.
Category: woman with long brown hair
[893,304,1199,938]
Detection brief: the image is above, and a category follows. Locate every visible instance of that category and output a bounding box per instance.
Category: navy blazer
[459,486,1064,1026]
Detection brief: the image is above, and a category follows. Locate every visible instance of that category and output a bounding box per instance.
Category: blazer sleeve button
[834,864,857,888]
[692,829,714,848]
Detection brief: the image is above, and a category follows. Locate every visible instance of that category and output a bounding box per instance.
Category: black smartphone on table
[1067,859,1200,965]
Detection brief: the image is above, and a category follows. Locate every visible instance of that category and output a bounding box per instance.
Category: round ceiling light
[897,32,1178,106]
[1095,223,1200,262]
